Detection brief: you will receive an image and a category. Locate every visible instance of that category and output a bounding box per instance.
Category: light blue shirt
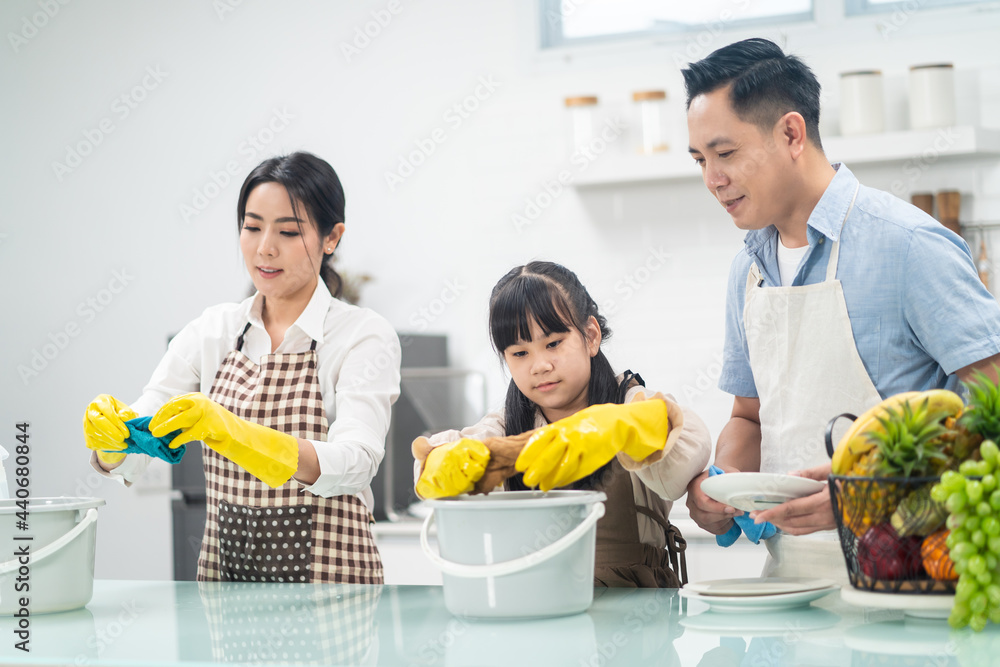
[719,163,1000,399]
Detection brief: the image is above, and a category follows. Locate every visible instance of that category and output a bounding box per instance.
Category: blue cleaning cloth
[709,466,777,547]
[116,416,185,464]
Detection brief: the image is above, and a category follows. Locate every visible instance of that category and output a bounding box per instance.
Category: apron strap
[824,182,861,282]
[616,370,645,403]
[635,505,688,586]
[234,322,252,352]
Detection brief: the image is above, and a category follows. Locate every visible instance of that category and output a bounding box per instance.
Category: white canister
[839,70,884,136]
[565,96,598,156]
[632,90,669,154]
[909,63,956,130]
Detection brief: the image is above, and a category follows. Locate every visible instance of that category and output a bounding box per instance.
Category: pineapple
[960,369,1000,442]
[841,401,952,536]
[890,483,948,537]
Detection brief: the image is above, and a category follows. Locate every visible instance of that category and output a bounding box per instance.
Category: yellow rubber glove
[415,439,491,499]
[514,399,668,492]
[149,392,298,488]
[83,394,138,465]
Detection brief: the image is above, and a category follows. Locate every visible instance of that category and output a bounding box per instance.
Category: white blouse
[93,281,401,509]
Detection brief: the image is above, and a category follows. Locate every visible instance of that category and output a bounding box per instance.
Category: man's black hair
[682,37,823,150]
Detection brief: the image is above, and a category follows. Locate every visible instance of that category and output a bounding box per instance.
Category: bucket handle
[0,508,98,575]
[420,502,605,578]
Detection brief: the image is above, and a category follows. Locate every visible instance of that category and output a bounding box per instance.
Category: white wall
[2,0,1000,580]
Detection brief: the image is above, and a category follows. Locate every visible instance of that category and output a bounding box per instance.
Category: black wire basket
[826,414,957,595]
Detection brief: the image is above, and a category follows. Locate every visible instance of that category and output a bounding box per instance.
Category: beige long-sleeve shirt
[416,383,712,549]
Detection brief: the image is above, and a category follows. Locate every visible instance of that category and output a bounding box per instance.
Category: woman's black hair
[681,37,824,151]
[236,151,346,298]
[489,261,620,490]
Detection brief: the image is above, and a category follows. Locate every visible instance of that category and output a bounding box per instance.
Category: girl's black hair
[236,151,346,298]
[489,261,620,490]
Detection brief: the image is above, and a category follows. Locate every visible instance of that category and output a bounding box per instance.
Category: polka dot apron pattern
[196,323,383,584]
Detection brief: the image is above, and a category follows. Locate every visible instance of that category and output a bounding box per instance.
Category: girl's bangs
[490,275,577,352]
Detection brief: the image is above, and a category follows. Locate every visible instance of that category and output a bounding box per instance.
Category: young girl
[415,261,711,587]
[82,151,401,584]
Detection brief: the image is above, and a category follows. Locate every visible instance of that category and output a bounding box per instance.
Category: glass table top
[0,580,996,666]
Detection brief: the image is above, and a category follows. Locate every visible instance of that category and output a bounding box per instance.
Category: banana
[831,390,964,475]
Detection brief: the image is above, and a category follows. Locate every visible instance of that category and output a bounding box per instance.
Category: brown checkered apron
[197,322,383,584]
[591,371,687,588]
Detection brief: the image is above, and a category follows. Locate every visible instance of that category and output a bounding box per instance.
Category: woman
[83,152,400,584]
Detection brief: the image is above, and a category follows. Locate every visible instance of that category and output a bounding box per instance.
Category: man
[682,38,1000,578]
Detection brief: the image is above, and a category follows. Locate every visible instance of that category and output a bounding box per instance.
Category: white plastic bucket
[0,497,105,615]
[420,490,606,619]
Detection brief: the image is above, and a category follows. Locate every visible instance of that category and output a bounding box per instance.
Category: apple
[857,522,924,580]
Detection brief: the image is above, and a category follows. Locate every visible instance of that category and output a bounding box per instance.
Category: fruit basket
[828,473,956,594]
[826,376,1000,630]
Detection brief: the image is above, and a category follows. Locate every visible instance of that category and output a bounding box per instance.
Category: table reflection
[197,581,382,665]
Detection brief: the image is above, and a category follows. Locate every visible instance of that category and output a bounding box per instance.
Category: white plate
[681,607,841,636]
[679,585,838,613]
[839,586,953,619]
[700,473,827,512]
[684,577,838,597]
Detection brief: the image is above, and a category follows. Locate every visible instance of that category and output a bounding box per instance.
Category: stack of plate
[679,577,839,613]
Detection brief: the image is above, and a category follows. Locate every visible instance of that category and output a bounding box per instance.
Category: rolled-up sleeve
[903,225,1000,374]
[718,252,758,398]
[622,396,713,501]
[412,411,508,485]
[89,319,204,486]
[303,319,401,498]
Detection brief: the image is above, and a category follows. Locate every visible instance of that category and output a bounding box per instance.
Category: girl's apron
[197,322,383,584]
[592,371,688,588]
[743,183,880,583]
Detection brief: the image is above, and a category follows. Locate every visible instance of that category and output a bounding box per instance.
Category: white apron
[743,183,881,583]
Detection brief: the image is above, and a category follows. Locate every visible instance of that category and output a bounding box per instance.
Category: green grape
[969,480,985,505]
[967,516,982,532]
[989,606,1000,625]
[991,490,1000,512]
[971,591,989,614]
[988,554,998,571]
[957,577,978,600]
[943,470,967,491]
[971,613,989,632]
[982,440,1000,464]
[948,491,969,513]
[969,554,987,576]
[932,483,951,503]
[962,460,983,476]
[986,584,1000,606]
[955,559,968,575]
[977,571,993,586]
[988,536,1000,555]
[953,529,971,546]
[949,512,969,532]
[974,530,987,548]
[953,541,977,562]
[978,501,993,517]
[983,474,998,494]
[951,601,971,629]
[983,516,1000,537]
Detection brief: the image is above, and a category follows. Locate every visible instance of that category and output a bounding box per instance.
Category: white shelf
[573,125,1000,188]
